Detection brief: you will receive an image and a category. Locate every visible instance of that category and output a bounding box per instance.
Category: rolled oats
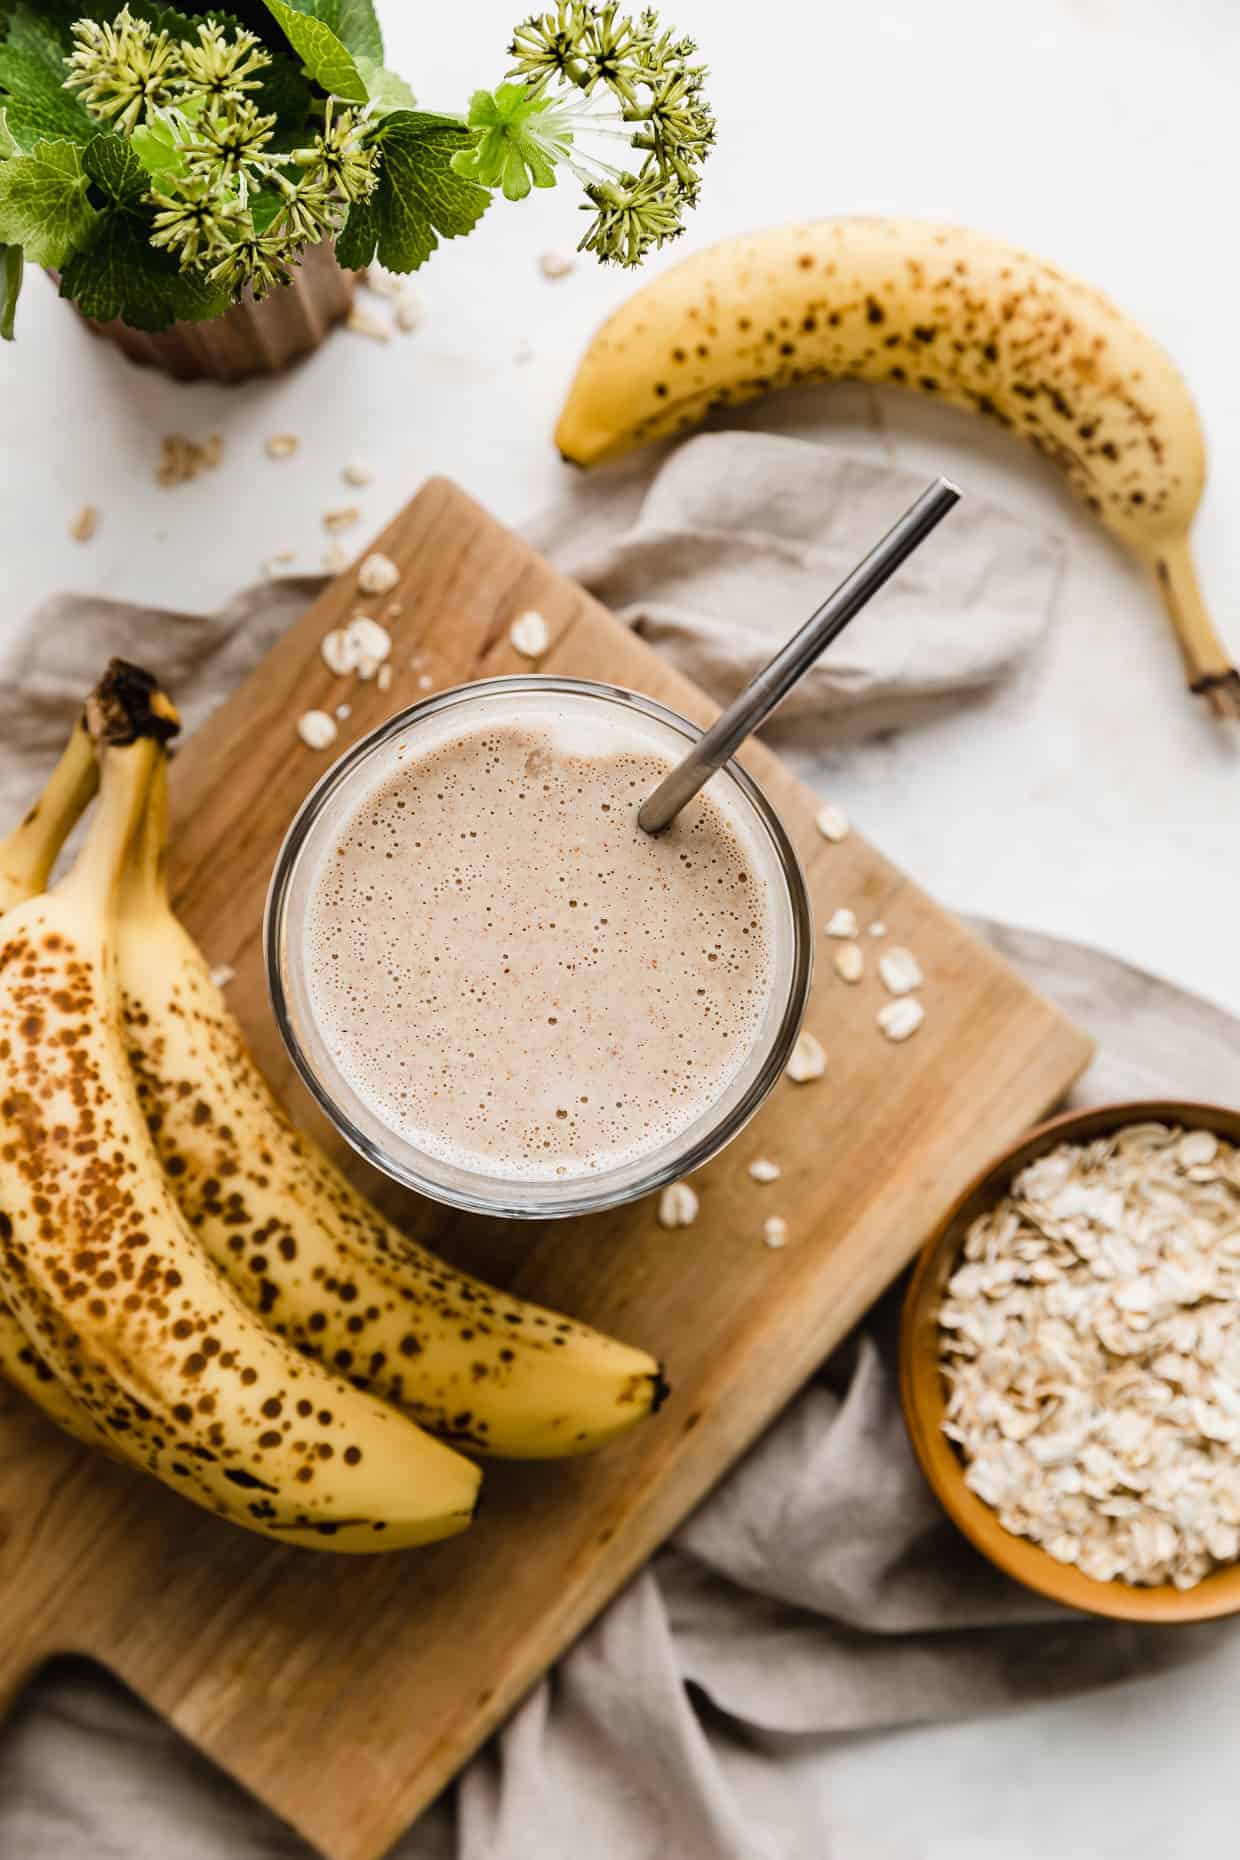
[939,1123,1240,1590]
[825,908,858,938]
[877,997,924,1042]
[833,942,864,984]
[748,1158,781,1184]
[786,1030,826,1082]
[814,803,849,843]
[658,1182,699,1229]
[510,610,550,658]
[358,552,400,596]
[762,1216,789,1250]
[879,947,923,995]
[297,709,338,751]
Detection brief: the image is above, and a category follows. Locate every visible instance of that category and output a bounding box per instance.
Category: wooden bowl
[900,1099,1240,1623]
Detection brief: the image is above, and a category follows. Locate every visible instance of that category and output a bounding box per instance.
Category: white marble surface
[1,0,1238,1852]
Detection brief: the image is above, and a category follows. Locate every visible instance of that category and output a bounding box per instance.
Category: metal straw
[638,476,962,834]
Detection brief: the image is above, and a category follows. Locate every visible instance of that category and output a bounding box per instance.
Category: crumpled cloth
[0,436,1223,1860]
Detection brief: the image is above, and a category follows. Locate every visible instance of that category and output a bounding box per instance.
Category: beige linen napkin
[0,438,1223,1860]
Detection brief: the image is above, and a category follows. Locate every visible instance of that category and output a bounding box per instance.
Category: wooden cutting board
[0,479,1092,1860]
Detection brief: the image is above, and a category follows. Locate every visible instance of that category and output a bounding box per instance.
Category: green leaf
[259,0,368,101]
[0,42,96,150]
[452,85,562,201]
[0,240,23,339]
[354,55,414,117]
[0,105,17,158]
[336,0,382,61]
[0,136,97,265]
[131,116,188,178]
[250,184,283,231]
[59,204,231,330]
[83,131,150,201]
[336,111,490,273]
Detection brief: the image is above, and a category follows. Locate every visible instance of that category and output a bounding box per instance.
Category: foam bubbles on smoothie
[303,721,775,1181]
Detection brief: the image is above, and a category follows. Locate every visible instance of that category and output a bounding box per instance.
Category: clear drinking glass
[265,677,813,1219]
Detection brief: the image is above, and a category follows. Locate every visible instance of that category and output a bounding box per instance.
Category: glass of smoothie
[265,677,813,1219]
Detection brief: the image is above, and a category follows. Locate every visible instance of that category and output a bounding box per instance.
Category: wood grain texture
[0,479,1092,1860]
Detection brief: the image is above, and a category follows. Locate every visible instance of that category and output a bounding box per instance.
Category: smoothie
[302,711,776,1183]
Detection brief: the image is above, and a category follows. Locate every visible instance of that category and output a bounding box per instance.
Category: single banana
[0,678,479,1550]
[556,217,1238,717]
[118,755,666,1459]
[0,711,116,1453]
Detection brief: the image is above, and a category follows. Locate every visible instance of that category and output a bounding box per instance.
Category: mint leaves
[0,137,96,264]
[335,111,489,273]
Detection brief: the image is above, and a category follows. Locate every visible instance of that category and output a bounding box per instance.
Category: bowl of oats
[901,1102,1240,1622]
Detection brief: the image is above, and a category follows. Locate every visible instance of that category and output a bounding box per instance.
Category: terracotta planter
[68,240,357,383]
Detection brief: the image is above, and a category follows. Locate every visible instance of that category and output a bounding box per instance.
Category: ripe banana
[556,217,1238,717]
[0,696,479,1549]
[0,712,116,1453]
[118,754,666,1458]
[0,716,97,905]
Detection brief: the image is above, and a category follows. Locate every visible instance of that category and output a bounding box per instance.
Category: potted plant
[0,0,713,380]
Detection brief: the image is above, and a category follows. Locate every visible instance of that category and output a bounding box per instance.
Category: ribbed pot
[66,240,357,383]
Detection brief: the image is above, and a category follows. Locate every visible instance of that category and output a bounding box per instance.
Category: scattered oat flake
[342,460,373,487]
[833,942,864,984]
[879,947,923,996]
[786,1030,826,1082]
[69,503,99,543]
[264,549,296,577]
[417,673,434,691]
[323,505,361,533]
[877,997,924,1042]
[658,1182,699,1229]
[321,628,356,677]
[346,615,392,680]
[363,267,403,299]
[395,294,422,334]
[868,920,887,938]
[815,803,849,843]
[382,600,404,622]
[510,610,550,658]
[335,703,352,720]
[156,433,222,487]
[323,542,349,571]
[209,963,236,989]
[748,1158,781,1184]
[377,664,393,692]
[825,908,857,938]
[265,433,299,460]
[763,1216,789,1250]
[347,304,391,343]
[358,552,400,595]
[539,249,575,279]
[297,709,338,751]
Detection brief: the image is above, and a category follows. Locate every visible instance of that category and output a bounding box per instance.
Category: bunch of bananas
[556,216,1238,717]
[0,663,665,1552]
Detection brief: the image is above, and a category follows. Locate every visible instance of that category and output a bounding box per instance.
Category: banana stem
[58,739,162,920]
[0,721,98,910]
[119,750,172,923]
[1146,536,1240,721]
